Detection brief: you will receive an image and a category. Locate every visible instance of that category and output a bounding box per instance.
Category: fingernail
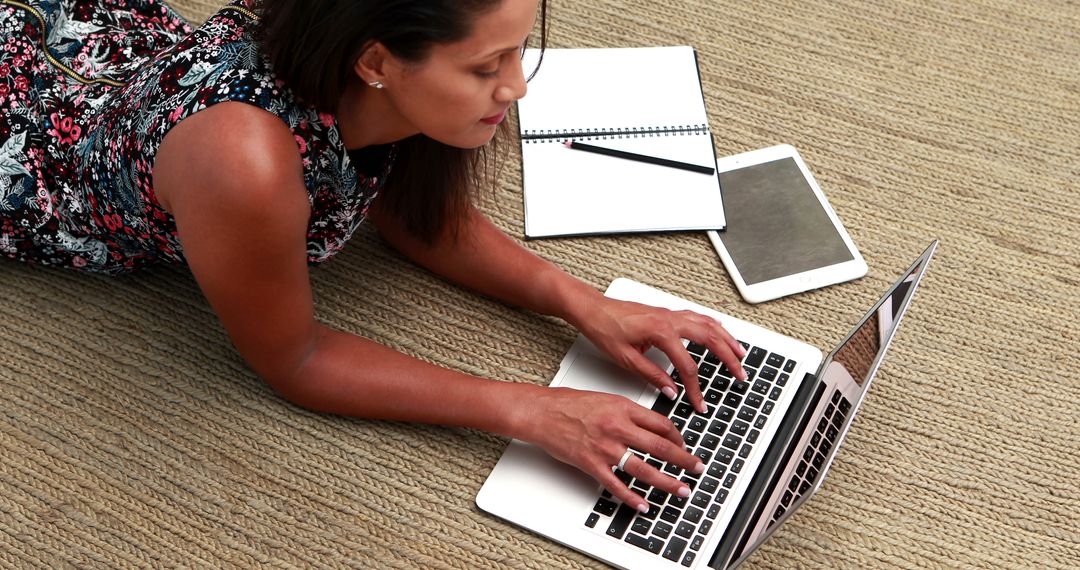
[693,462,705,474]
[677,486,690,498]
[662,386,677,400]
[637,502,650,513]
[697,403,707,414]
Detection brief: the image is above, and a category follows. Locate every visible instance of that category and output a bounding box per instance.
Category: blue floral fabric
[0,0,389,274]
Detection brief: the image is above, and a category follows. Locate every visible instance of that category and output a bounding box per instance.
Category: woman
[0,0,747,514]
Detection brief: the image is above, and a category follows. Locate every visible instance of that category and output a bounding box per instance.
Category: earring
[368,81,384,89]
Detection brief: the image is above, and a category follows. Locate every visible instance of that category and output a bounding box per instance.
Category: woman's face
[377,0,539,149]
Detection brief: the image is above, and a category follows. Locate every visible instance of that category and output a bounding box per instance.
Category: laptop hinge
[709,372,825,568]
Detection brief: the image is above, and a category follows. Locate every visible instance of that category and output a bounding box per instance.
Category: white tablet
[707,145,866,303]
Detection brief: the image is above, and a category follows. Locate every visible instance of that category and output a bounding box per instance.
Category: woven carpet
[2,0,1077,568]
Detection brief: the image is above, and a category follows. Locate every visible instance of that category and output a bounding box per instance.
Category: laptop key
[651,397,676,418]
[663,536,688,562]
[690,534,705,551]
[606,504,636,539]
[684,506,703,524]
[653,520,673,539]
[675,522,695,539]
[700,476,719,494]
[783,359,796,373]
[730,458,745,473]
[730,380,749,394]
[585,512,600,528]
[661,506,680,524]
[776,373,789,387]
[681,551,696,567]
[722,434,741,450]
[593,498,617,516]
[625,532,663,554]
[631,518,652,536]
[745,346,767,368]
[707,463,726,478]
[693,449,712,464]
[707,503,721,519]
[716,448,734,465]
[703,389,723,405]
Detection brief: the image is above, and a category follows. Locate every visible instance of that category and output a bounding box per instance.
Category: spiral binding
[521,124,709,143]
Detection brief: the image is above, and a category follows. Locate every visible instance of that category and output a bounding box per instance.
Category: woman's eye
[476,68,499,78]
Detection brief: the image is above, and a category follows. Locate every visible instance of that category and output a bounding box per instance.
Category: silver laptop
[477,241,937,569]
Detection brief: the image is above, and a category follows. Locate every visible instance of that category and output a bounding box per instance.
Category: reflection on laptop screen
[829,266,918,387]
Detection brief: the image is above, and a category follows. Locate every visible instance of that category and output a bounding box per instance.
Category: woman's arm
[369,201,748,409]
[153,103,701,511]
[154,103,520,426]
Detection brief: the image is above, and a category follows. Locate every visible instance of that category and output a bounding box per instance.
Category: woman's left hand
[574,296,748,413]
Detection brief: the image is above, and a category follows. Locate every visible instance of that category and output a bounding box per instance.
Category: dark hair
[257,0,549,244]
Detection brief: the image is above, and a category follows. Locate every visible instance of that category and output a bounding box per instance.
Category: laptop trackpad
[558,353,653,404]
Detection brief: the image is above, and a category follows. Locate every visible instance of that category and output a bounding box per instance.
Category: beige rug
[2,0,1077,567]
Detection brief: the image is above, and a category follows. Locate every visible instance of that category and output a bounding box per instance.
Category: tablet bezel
[707,145,867,303]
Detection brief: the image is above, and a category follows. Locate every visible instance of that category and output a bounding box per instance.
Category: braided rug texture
[2,0,1077,568]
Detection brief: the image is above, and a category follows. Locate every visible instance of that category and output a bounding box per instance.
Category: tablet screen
[718,157,854,285]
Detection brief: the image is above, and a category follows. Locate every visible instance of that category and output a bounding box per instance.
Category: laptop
[477,241,937,569]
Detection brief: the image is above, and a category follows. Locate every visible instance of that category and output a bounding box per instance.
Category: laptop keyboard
[769,388,851,526]
[583,340,797,567]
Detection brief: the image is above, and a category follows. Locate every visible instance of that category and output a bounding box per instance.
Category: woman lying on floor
[0,0,747,513]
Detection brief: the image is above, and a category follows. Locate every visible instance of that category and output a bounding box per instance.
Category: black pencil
[563,140,715,175]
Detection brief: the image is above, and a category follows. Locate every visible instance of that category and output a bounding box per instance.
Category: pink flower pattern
[0,0,391,274]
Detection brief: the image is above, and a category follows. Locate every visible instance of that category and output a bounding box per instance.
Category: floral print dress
[0,0,390,274]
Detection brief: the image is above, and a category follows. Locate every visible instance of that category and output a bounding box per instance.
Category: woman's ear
[354,41,393,88]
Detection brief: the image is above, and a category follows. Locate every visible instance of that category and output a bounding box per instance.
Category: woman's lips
[480,109,507,125]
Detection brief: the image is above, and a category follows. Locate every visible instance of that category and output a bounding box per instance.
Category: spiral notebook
[518,46,726,238]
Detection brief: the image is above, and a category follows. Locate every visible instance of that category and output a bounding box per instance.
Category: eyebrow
[476,45,524,60]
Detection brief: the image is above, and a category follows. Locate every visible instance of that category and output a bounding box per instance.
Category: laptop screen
[721,243,936,569]
[823,257,922,394]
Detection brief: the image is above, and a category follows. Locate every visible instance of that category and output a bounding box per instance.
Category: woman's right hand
[516,386,705,513]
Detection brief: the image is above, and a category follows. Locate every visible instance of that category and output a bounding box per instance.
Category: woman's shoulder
[154,101,308,218]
